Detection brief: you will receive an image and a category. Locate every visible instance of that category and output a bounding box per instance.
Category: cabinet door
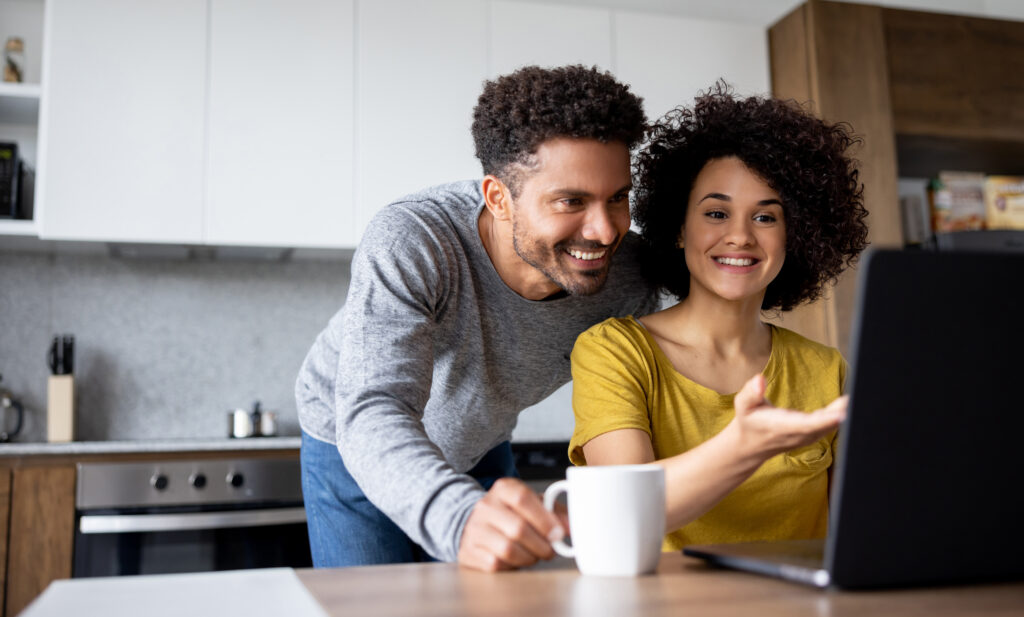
[489,1,612,76]
[5,466,75,617]
[614,11,770,123]
[0,468,9,616]
[38,0,207,243]
[205,0,356,248]
[355,0,487,238]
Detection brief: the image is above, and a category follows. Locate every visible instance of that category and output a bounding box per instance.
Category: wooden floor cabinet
[0,448,299,617]
[0,465,75,617]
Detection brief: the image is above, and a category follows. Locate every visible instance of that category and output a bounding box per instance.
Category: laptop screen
[827,248,1024,587]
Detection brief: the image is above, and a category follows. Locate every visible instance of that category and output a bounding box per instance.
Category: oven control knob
[227,472,245,488]
[190,473,207,489]
[151,474,169,491]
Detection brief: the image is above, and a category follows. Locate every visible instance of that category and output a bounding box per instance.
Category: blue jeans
[300,430,518,567]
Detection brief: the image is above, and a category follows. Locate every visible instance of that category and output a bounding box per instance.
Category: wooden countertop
[297,552,1024,617]
[21,553,1024,616]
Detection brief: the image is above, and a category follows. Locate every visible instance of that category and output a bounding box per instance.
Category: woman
[568,85,869,551]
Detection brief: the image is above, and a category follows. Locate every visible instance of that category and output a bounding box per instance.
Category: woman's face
[680,156,786,305]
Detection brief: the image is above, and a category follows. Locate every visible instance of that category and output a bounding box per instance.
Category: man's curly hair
[632,83,869,312]
[472,65,646,197]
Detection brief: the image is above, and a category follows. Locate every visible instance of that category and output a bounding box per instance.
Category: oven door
[73,503,312,577]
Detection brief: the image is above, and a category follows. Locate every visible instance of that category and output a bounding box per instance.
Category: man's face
[508,137,633,297]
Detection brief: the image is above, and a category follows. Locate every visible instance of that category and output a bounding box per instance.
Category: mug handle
[542,480,574,558]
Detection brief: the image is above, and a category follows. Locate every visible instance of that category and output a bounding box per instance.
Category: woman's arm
[583,374,846,533]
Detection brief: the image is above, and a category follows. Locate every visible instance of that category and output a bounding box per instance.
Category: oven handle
[79,507,306,534]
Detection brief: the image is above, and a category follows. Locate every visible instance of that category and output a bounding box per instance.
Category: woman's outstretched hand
[728,374,847,462]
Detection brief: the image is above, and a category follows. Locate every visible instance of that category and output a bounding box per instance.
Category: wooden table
[298,552,1024,617]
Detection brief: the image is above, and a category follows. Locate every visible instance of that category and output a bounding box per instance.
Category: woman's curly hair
[472,65,646,197]
[632,83,869,312]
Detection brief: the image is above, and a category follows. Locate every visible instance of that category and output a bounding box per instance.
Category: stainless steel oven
[73,458,311,577]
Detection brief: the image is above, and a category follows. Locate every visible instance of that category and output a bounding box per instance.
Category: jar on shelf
[4,37,25,83]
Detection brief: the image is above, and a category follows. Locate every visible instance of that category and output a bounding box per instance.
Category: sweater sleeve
[568,319,655,466]
[333,206,484,562]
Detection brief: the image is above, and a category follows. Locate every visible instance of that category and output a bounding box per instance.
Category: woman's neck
[660,284,770,359]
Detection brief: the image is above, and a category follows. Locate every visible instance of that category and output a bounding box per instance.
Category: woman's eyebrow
[696,193,783,207]
[697,192,730,203]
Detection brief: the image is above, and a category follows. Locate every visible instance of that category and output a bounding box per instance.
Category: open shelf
[0,82,42,125]
[0,219,37,236]
[897,134,1024,179]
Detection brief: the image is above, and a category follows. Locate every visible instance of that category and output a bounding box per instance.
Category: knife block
[47,375,75,442]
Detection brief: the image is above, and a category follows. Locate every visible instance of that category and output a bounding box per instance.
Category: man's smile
[567,248,608,261]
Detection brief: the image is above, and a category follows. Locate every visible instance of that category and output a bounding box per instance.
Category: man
[296,65,657,572]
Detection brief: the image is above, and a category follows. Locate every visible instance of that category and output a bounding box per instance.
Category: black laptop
[684,249,1024,589]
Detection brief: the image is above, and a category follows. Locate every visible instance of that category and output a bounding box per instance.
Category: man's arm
[334,207,561,566]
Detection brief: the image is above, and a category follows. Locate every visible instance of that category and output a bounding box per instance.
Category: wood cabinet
[767,1,1024,356]
[884,9,1024,145]
[767,0,901,355]
[0,447,300,617]
[0,469,9,614]
[4,465,75,617]
[884,9,1024,179]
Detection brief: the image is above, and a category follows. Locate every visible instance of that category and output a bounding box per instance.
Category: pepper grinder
[46,334,75,442]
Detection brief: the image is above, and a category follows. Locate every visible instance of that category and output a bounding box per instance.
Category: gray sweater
[296,180,657,561]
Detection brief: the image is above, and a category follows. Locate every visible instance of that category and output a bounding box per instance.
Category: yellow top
[569,317,845,551]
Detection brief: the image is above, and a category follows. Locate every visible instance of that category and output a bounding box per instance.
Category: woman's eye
[705,210,727,220]
[754,213,778,223]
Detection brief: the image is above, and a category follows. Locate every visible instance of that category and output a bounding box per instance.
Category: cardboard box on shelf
[928,171,987,232]
[984,176,1024,230]
[899,194,930,245]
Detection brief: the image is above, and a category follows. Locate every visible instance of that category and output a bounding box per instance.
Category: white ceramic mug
[543,464,666,576]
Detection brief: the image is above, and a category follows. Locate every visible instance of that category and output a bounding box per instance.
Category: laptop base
[684,539,830,588]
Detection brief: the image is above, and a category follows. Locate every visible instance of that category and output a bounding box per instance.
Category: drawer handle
[79,506,306,534]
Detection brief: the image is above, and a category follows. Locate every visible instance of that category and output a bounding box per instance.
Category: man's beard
[511,217,612,297]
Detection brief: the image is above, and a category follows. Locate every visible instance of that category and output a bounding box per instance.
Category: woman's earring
[676,238,685,249]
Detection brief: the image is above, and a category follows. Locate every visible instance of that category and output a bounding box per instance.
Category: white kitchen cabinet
[26,0,772,251]
[355,0,487,236]
[614,11,771,124]
[39,0,357,249]
[38,0,208,243]
[489,1,613,77]
[205,0,356,248]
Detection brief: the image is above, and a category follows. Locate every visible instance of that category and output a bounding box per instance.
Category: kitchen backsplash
[0,248,575,443]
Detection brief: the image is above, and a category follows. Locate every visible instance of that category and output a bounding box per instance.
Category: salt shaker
[4,37,25,83]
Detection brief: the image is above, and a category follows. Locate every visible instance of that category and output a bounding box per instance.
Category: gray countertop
[0,436,301,457]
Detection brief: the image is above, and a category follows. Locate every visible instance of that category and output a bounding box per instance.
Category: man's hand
[457,477,565,572]
[729,374,847,462]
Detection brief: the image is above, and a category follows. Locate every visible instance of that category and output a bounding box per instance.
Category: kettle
[0,373,25,443]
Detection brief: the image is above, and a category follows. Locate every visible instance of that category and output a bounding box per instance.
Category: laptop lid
[826,248,1024,588]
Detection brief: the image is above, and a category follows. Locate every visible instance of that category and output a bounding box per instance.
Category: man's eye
[610,192,629,203]
[560,198,583,207]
